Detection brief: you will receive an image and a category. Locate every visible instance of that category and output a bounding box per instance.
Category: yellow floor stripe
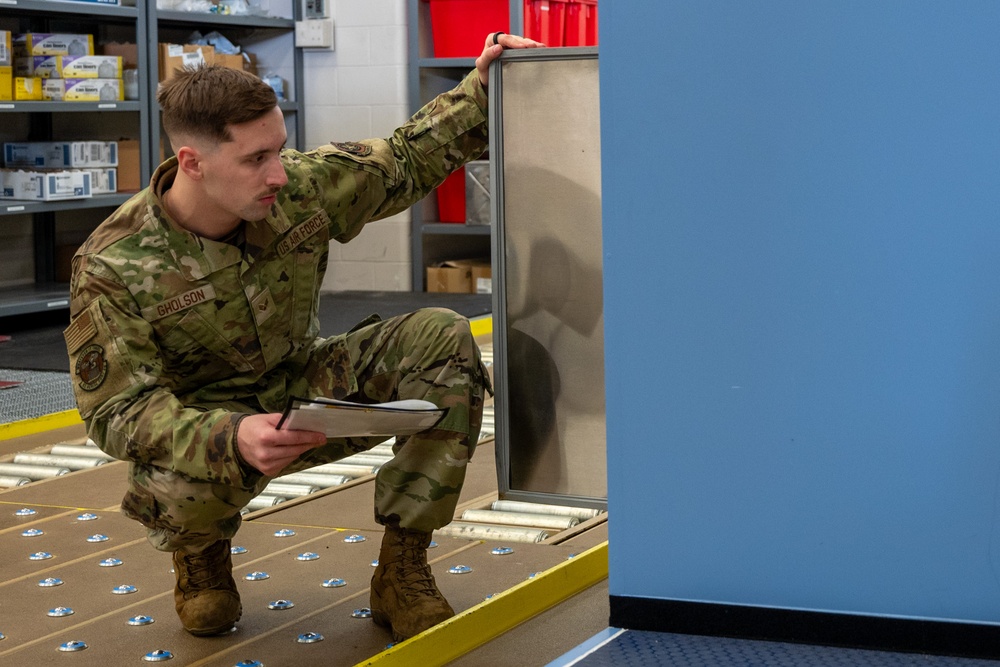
[470,314,493,338]
[0,409,82,441]
[355,540,609,667]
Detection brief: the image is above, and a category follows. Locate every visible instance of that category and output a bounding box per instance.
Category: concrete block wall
[303,0,413,292]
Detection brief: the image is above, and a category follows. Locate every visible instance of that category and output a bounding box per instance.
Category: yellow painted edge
[470,314,493,338]
[0,409,82,441]
[356,540,609,667]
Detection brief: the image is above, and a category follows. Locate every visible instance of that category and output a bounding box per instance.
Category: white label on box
[0,31,12,67]
[475,277,492,294]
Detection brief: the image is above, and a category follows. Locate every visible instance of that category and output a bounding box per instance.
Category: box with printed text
[42,78,123,101]
[0,30,11,67]
[159,43,214,81]
[87,167,117,194]
[0,169,92,201]
[14,77,42,100]
[4,141,118,169]
[14,34,95,57]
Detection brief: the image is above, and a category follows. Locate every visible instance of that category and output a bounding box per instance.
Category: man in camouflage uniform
[64,32,541,641]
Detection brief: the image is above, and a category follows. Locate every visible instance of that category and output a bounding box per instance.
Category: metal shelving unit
[405,0,523,291]
[0,1,305,318]
[0,0,152,318]
[147,4,305,162]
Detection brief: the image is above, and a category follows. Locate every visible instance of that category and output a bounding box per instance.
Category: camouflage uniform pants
[140,307,488,552]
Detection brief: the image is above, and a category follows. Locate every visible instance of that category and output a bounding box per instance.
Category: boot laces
[395,542,439,599]
[179,542,230,593]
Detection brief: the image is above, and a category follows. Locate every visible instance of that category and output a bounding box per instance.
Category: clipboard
[276,396,445,438]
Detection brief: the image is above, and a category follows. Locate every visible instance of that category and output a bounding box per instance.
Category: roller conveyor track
[0,421,608,666]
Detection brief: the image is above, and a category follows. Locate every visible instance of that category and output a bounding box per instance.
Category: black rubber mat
[561,631,1000,667]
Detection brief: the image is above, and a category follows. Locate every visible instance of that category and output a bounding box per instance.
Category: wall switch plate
[295,19,334,49]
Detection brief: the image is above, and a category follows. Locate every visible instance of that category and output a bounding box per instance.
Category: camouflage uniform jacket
[64,71,488,489]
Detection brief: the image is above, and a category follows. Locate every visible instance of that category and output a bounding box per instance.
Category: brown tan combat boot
[172,539,242,636]
[370,525,455,641]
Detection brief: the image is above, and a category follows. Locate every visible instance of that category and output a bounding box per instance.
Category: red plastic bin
[428,0,510,58]
[524,0,569,46]
[565,0,598,46]
[435,167,466,222]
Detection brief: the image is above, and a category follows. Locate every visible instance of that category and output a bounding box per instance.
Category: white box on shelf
[4,141,118,168]
[42,77,123,101]
[14,34,95,57]
[14,56,59,78]
[87,167,117,194]
[0,169,93,201]
[59,55,123,79]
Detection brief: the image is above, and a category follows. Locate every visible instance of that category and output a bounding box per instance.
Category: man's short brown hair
[158,65,278,146]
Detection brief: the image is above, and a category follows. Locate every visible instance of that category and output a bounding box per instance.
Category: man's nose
[267,157,289,188]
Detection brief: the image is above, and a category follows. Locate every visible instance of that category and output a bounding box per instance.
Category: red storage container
[435,167,466,222]
[428,0,510,58]
[524,0,569,47]
[565,0,598,46]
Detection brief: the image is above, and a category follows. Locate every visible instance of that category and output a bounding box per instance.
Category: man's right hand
[236,413,327,477]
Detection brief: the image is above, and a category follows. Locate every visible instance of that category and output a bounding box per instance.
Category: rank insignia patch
[76,344,108,392]
[333,141,372,157]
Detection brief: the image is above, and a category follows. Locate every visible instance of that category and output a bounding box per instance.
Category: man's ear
[175,145,203,180]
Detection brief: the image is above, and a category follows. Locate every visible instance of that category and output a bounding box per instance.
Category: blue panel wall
[601,2,1000,623]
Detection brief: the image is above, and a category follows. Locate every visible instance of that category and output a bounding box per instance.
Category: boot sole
[370,589,403,642]
[184,605,243,637]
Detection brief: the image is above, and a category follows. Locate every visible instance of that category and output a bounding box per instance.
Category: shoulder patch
[64,310,97,354]
[333,141,372,157]
[75,344,108,392]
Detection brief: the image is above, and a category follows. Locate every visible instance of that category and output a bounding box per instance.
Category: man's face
[197,105,289,229]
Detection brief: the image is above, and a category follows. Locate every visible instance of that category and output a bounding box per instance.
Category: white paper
[278,396,445,438]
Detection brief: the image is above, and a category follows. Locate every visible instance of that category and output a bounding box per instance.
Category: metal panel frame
[489,47,605,510]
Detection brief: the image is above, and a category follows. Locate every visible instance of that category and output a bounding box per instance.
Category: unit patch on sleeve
[75,344,108,392]
[333,141,372,157]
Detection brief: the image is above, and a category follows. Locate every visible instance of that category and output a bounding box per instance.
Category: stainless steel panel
[490,48,605,506]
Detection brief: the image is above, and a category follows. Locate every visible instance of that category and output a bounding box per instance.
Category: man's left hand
[476,32,544,88]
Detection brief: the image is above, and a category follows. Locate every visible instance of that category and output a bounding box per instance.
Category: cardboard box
[42,78,123,101]
[100,42,138,70]
[14,77,42,100]
[0,169,92,201]
[116,138,141,192]
[426,259,492,294]
[14,34,95,57]
[14,56,58,78]
[159,43,214,81]
[0,66,10,101]
[59,55,123,79]
[0,30,12,67]
[18,55,121,79]
[4,141,118,168]
[465,160,491,225]
[87,167,117,194]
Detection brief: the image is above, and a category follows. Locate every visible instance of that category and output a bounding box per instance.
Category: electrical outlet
[302,0,327,20]
[295,19,334,49]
